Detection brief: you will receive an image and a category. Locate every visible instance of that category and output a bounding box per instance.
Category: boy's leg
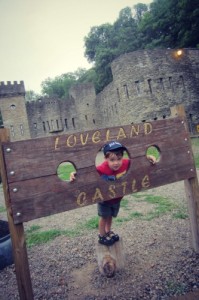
[105,216,112,234]
[98,216,107,236]
[98,203,115,246]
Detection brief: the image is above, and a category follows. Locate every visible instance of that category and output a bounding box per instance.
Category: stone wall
[0,48,199,141]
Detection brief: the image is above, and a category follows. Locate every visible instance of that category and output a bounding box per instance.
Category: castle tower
[0,81,31,141]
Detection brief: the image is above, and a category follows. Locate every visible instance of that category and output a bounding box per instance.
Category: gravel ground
[0,177,199,300]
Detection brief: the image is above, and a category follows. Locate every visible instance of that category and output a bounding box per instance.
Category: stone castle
[0,48,199,142]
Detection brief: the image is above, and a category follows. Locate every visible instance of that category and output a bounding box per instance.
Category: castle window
[20,124,24,136]
[159,78,164,90]
[85,115,88,120]
[56,119,59,129]
[123,84,129,98]
[47,121,50,130]
[115,103,118,113]
[33,123,37,130]
[10,104,16,110]
[65,119,68,128]
[147,79,152,94]
[93,119,95,124]
[72,117,75,128]
[135,81,140,94]
[163,115,166,119]
[51,120,54,130]
[10,125,15,137]
[43,122,46,132]
[117,88,120,102]
[169,77,174,91]
[179,75,185,90]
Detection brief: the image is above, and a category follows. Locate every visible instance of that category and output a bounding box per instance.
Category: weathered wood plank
[8,147,195,224]
[3,117,190,182]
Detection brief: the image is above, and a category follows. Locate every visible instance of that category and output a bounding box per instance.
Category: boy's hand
[147,155,156,164]
[70,172,77,181]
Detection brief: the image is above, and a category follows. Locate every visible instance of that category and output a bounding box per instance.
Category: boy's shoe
[98,234,115,246]
[107,231,119,242]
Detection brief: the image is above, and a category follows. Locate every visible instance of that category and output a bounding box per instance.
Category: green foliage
[25,90,41,101]
[192,138,199,168]
[26,229,62,247]
[41,72,77,98]
[57,163,76,181]
[120,198,129,209]
[0,205,6,212]
[139,195,177,220]
[80,216,99,230]
[26,225,41,233]
[26,226,79,247]
[83,0,199,93]
[172,210,188,219]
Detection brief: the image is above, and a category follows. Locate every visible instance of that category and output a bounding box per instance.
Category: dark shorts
[97,201,120,218]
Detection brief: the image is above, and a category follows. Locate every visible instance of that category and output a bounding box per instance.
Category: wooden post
[0,128,34,300]
[96,239,126,277]
[171,105,199,252]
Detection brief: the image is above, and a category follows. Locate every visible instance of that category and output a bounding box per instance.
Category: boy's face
[105,152,123,171]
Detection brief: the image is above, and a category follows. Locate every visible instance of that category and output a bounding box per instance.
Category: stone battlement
[0,81,25,97]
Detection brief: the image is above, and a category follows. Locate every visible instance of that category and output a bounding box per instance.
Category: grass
[146,145,160,160]
[192,138,199,168]
[26,225,80,247]
[120,198,129,210]
[116,193,187,223]
[57,162,76,181]
[0,205,6,212]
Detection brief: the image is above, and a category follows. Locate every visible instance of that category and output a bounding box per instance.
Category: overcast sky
[0,0,151,93]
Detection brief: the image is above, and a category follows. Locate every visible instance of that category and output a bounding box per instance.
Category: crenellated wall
[0,49,199,141]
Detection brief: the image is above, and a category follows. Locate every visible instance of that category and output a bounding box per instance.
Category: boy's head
[103,142,125,171]
[103,141,125,156]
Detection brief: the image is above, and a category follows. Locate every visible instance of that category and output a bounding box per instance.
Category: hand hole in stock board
[146,145,161,163]
[57,161,77,182]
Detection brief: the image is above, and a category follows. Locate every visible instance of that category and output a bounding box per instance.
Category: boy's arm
[70,172,77,181]
[147,155,156,164]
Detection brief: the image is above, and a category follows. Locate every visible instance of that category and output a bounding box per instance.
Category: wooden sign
[1,116,196,224]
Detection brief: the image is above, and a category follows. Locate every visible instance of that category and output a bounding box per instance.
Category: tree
[139,0,199,49]
[41,73,77,98]
[40,68,98,98]
[25,90,41,101]
[133,3,148,23]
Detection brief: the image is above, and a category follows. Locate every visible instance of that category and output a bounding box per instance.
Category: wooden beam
[171,105,199,252]
[0,128,34,300]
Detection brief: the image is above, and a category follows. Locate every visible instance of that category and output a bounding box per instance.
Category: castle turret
[0,81,31,141]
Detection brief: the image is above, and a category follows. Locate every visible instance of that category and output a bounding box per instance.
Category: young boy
[70,141,156,247]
